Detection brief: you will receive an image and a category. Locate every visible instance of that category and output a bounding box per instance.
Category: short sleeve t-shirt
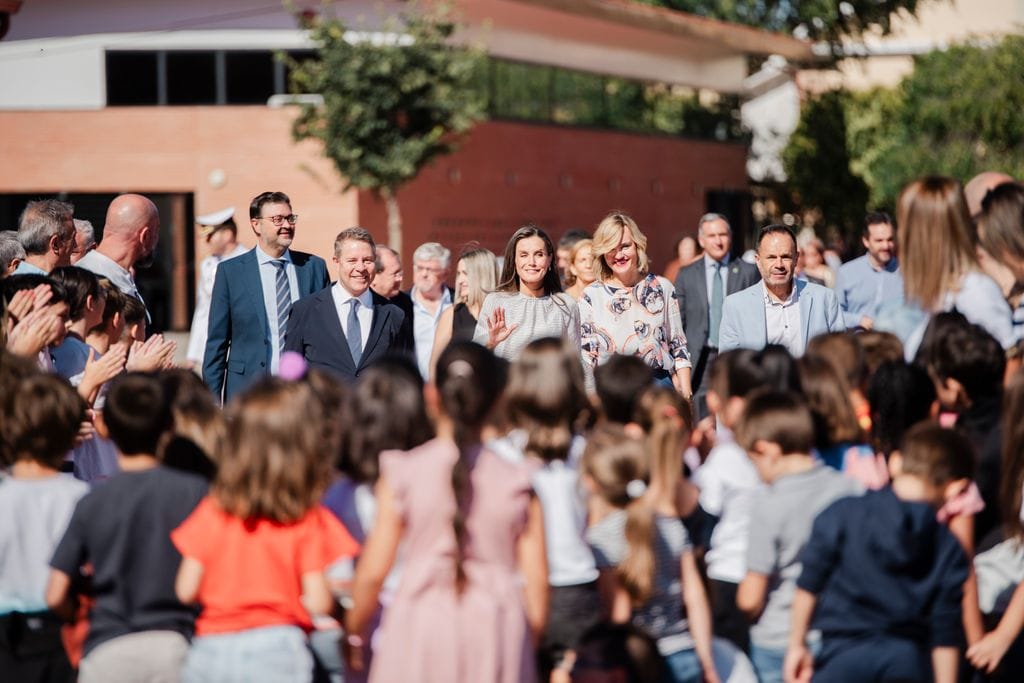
[0,474,89,613]
[745,465,860,649]
[587,510,694,655]
[49,466,208,655]
[171,498,360,636]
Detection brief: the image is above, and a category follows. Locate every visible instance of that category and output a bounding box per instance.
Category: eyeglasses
[258,214,299,226]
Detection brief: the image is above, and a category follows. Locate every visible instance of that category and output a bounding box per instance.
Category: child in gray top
[734,390,861,683]
[582,425,719,683]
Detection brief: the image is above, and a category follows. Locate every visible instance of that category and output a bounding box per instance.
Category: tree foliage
[782,89,868,239]
[847,35,1024,208]
[638,0,934,48]
[288,5,485,253]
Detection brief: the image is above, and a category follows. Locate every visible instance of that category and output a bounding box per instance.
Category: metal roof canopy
[458,0,816,93]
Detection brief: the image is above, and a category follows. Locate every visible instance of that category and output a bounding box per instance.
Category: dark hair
[504,337,590,463]
[754,345,802,393]
[798,354,862,449]
[120,294,146,326]
[573,622,670,683]
[806,332,867,389]
[1,274,68,306]
[979,182,1024,277]
[1,373,86,468]
[158,369,220,480]
[756,224,797,251]
[89,279,126,336]
[557,229,590,250]
[594,354,654,424]
[103,373,173,456]
[1001,371,1024,540]
[917,312,1005,402]
[249,191,291,220]
[496,224,562,296]
[436,342,507,593]
[49,266,101,322]
[708,348,765,401]
[304,368,348,471]
[900,421,974,488]
[337,356,432,484]
[736,389,816,455]
[864,211,894,236]
[868,361,936,457]
[856,330,904,379]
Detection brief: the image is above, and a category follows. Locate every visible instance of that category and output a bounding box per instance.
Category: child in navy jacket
[784,422,972,683]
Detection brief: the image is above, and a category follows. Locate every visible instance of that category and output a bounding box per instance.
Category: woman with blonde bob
[578,211,692,397]
[430,246,499,372]
[889,176,1014,358]
[564,238,597,300]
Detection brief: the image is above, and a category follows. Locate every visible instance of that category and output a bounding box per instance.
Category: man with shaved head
[965,171,1014,219]
[76,193,160,314]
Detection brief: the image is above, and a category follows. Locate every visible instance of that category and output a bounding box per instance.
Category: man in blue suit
[202,191,329,402]
[284,227,410,383]
[719,224,842,356]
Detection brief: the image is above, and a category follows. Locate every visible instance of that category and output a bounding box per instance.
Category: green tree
[288,5,485,254]
[637,0,936,51]
[848,35,1024,208]
[783,89,869,239]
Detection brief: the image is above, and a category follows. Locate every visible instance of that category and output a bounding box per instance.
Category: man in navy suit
[284,227,410,383]
[675,213,760,419]
[202,191,329,402]
[719,224,842,357]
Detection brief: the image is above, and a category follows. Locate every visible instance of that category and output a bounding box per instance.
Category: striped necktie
[271,260,291,349]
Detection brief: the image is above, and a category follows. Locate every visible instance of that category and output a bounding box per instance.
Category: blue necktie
[271,260,291,349]
[709,262,724,347]
[347,299,363,365]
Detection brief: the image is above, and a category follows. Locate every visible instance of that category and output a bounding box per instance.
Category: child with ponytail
[346,341,548,683]
[584,425,719,683]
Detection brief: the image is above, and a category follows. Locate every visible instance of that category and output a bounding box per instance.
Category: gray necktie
[709,262,724,347]
[271,260,291,349]
[347,298,362,365]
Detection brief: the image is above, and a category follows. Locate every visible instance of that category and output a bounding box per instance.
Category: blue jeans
[749,643,785,683]
[665,647,703,683]
[183,625,313,683]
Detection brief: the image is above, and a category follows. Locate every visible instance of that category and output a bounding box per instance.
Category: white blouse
[472,291,580,361]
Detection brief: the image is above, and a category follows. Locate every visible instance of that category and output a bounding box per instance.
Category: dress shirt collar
[410,285,452,315]
[762,280,799,307]
[333,282,374,309]
[255,244,292,266]
[704,253,731,271]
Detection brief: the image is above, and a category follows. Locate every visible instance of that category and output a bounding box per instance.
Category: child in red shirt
[172,378,359,683]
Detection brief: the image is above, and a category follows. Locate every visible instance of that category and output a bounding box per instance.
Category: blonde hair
[564,238,594,288]
[591,212,650,282]
[582,425,656,605]
[633,386,691,505]
[897,176,978,311]
[214,379,332,523]
[457,246,498,309]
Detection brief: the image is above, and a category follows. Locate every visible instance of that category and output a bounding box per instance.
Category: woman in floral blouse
[579,212,693,398]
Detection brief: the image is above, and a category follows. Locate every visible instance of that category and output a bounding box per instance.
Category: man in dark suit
[675,213,760,419]
[284,227,409,382]
[203,191,330,403]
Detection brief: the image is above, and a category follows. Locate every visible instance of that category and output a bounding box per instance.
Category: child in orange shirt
[172,378,359,683]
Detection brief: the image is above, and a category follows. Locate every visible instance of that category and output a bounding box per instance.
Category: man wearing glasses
[203,191,329,402]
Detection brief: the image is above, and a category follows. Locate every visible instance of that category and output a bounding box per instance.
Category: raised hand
[127,334,176,372]
[80,343,128,404]
[485,307,518,349]
[6,306,62,357]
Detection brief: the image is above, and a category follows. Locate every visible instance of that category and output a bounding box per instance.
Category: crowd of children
[4,280,1024,683]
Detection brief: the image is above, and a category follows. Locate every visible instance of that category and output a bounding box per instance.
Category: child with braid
[346,342,548,683]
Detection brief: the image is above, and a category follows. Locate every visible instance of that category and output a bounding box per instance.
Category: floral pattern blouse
[579,273,691,379]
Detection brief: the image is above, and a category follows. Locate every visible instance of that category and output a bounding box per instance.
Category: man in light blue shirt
[835,212,903,330]
[408,241,452,380]
[13,199,76,275]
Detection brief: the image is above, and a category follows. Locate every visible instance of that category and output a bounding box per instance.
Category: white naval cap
[196,207,235,227]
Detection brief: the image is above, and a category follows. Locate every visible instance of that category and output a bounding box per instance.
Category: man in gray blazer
[719,224,843,357]
[675,213,760,419]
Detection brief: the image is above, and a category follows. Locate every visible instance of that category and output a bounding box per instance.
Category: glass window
[166,51,217,105]
[106,52,158,105]
[226,51,275,104]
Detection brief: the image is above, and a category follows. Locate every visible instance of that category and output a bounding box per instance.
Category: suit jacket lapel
[798,280,813,345]
[293,255,313,297]
[323,291,357,372]
[753,286,768,348]
[361,300,392,369]
[244,253,270,335]
[726,260,745,294]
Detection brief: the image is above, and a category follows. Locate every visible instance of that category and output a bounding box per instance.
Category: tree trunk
[383,188,402,256]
